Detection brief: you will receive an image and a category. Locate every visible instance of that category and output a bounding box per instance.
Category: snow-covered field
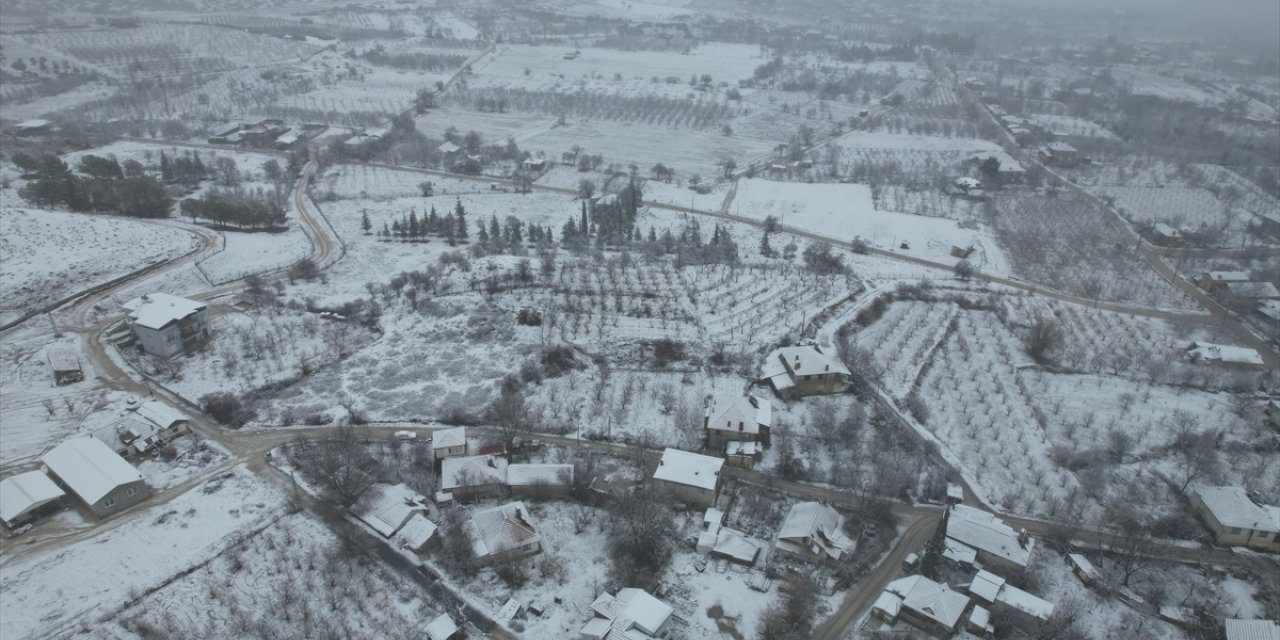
[195,224,313,284]
[0,207,201,326]
[0,466,283,640]
[732,178,1009,273]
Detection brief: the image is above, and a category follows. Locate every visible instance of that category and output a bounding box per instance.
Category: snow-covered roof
[968,569,1005,602]
[653,448,722,491]
[968,150,1025,172]
[996,582,1054,620]
[946,505,1032,568]
[705,395,772,435]
[437,141,462,154]
[943,538,978,565]
[440,454,507,490]
[132,401,189,430]
[885,575,970,631]
[872,590,902,618]
[1153,223,1182,237]
[1224,282,1280,299]
[41,438,144,504]
[350,483,426,537]
[777,501,855,561]
[395,513,437,550]
[123,293,205,330]
[47,348,81,372]
[1203,271,1250,282]
[1186,342,1265,367]
[15,119,51,129]
[712,527,762,564]
[955,177,982,189]
[770,344,851,378]
[506,463,573,487]
[467,501,540,559]
[970,605,991,630]
[614,588,675,636]
[1046,141,1077,152]
[1257,300,1280,321]
[432,426,466,451]
[425,613,459,640]
[1068,553,1100,579]
[1193,486,1279,532]
[1224,619,1280,640]
[726,441,758,456]
[0,471,65,525]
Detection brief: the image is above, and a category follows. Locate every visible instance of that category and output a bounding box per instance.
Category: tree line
[180,187,288,231]
[14,153,172,218]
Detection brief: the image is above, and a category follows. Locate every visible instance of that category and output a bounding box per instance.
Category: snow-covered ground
[0,207,201,326]
[732,178,1009,274]
[0,466,283,640]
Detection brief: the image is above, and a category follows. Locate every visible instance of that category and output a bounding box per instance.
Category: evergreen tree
[361,210,372,234]
[408,210,420,239]
[159,151,172,183]
[760,231,776,257]
[580,201,589,237]
[454,199,468,239]
[489,215,501,241]
[919,507,950,579]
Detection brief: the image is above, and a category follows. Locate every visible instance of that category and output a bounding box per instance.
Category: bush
[516,308,542,326]
[200,392,249,428]
[540,345,581,377]
[495,557,529,588]
[802,242,846,274]
[652,339,685,368]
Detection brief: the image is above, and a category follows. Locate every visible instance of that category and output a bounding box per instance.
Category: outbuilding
[42,438,148,518]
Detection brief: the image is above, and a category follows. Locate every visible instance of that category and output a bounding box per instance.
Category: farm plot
[1193,164,1280,218]
[143,305,379,405]
[850,299,957,399]
[475,43,764,91]
[272,67,450,119]
[989,191,1195,309]
[1091,186,1235,231]
[92,512,443,639]
[858,294,1273,522]
[18,24,320,77]
[318,164,501,201]
[0,466,284,640]
[0,207,201,327]
[195,223,313,285]
[732,177,1009,273]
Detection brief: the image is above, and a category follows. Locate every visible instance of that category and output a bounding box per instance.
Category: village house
[1198,271,1251,292]
[703,394,772,451]
[967,569,1055,630]
[1189,486,1280,552]
[1224,618,1280,640]
[758,344,851,398]
[425,613,461,640]
[1185,341,1266,370]
[506,463,574,499]
[520,157,548,172]
[13,119,54,136]
[1151,223,1185,247]
[467,501,543,564]
[1223,281,1280,301]
[697,507,763,566]
[0,471,66,529]
[350,483,429,538]
[968,151,1026,184]
[440,454,508,502]
[1039,141,1079,166]
[122,293,211,358]
[1067,553,1102,586]
[395,513,438,553]
[774,501,856,564]
[433,426,468,459]
[945,505,1034,574]
[94,400,193,456]
[47,348,83,385]
[650,448,724,509]
[42,438,148,518]
[580,588,675,640]
[873,574,972,638]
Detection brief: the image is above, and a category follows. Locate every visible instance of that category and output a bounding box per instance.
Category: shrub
[200,392,249,428]
[516,308,542,326]
[652,339,685,368]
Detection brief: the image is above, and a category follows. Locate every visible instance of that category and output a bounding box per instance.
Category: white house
[874,575,971,637]
[0,471,66,529]
[758,344,850,398]
[396,513,438,552]
[1189,486,1280,552]
[440,454,508,501]
[42,438,148,518]
[697,507,762,565]
[122,293,210,358]
[580,588,675,640]
[467,501,542,564]
[1185,342,1266,370]
[433,426,467,459]
[350,483,428,538]
[968,569,1054,627]
[704,394,771,450]
[775,501,855,564]
[946,505,1034,573]
[651,448,724,509]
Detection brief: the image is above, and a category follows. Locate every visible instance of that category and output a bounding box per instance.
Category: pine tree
[760,231,776,257]
[580,202,589,237]
[159,151,172,183]
[408,210,420,239]
[454,199,468,239]
[361,210,372,234]
[920,507,950,579]
[489,215,501,241]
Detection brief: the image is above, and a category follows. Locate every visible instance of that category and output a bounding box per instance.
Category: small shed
[425,613,460,640]
[47,349,84,385]
[0,471,66,529]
